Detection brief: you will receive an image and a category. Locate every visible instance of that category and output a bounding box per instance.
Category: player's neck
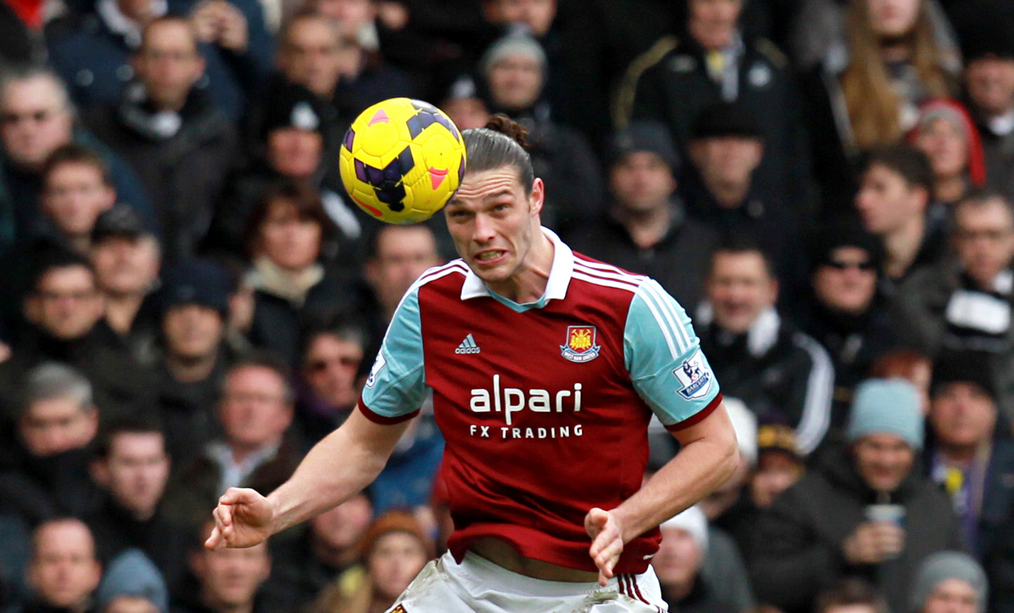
[486,229,555,304]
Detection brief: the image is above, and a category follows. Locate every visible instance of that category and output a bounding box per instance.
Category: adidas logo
[455,333,481,355]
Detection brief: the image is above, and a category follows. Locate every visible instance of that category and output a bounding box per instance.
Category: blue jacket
[47,0,273,122]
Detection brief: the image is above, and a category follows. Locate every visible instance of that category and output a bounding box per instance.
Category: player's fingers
[205,525,223,550]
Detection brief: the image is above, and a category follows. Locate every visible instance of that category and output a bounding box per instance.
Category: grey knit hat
[909,551,988,613]
[846,379,924,450]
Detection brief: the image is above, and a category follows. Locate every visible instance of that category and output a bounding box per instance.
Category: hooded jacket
[750,445,964,613]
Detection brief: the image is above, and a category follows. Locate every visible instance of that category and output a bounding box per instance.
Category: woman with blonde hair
[804,0,961,215]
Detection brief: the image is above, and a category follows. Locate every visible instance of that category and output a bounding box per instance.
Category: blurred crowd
[0,0,1012,612]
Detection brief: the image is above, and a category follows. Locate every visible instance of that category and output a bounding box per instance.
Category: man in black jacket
[698,237,834,455]
[84,16,239,261]
[563,121,718,311]
[751,379,964,613]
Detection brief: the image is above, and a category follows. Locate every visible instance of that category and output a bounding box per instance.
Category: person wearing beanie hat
[927,350,1014,557]
[909,99,988,207]
[154,258,238,463]
[683,101,807,304]
[803,216,897,435]
[95,549,168,613]
[909,552,988,613]
[960,9,1014,206]
[654,506,736,613]
[478,31,606,236]
[563,120,719,312]
[752,376,963,613]
[89,204,162,347]
[750,423,804,509]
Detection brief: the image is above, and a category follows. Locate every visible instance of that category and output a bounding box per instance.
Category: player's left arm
[586,279,740,585]
[586,403,739,582]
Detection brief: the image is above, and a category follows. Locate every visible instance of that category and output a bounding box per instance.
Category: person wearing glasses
[163,353,302,526]
[801,219,898,437]
[894,192,1014,418]
[0,66,156,254]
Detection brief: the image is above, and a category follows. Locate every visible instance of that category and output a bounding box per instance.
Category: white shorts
[387,550,669,613]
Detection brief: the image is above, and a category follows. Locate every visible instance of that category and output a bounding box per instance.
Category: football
[339,98,467,225]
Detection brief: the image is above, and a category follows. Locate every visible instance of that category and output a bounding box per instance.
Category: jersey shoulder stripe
[573,255,648,283]
[413,261,469,290]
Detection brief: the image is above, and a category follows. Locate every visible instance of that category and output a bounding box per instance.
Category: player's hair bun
[484,114,529,148]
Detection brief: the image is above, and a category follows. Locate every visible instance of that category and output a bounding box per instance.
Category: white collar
[460,227,574,306]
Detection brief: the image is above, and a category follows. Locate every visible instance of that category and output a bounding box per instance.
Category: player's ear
[529,178,545,217]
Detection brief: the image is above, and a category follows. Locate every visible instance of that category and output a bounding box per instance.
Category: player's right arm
[207,283,430,550]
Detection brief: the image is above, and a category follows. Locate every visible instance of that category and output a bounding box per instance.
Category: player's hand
[205,487,275,550]
[585,507,625,586]
[843,521,905,565]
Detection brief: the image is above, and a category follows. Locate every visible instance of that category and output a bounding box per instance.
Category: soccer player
[206,116,740,612]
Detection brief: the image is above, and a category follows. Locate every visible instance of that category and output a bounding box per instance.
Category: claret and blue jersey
[359,228,723,575]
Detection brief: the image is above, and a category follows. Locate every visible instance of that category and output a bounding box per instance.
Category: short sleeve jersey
[360,229,722,574]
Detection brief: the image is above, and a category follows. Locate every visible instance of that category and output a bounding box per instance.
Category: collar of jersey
[459,227,573,312]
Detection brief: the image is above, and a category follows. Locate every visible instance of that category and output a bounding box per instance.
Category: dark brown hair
[461,114,534,195]
[42,143,113,188]
[243,179,337,259]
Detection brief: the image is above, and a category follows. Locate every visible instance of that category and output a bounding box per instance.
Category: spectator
[802,0,960,213]
[961,17,1014,204]
[0,66,155,251]
[269,493,373,611]
[0,250,155,422]
[90,206,161,351]
[39,145,118,254]
[563,121,718,310]
[85,418,190,589]
[895,193,1014,354]
[241,180,354,365]
[312,511,432,613]
[814,578,890,613]
[789,0,960,73]
[699,399,756,524]
[211,84,364,257]
[361,223,442,346]
[910,552,988,613]
[654,506,737,613]
[24,518,102,613]
[46,0,274,121]
[750,379,963,613]
[93,549,168,613]
[925,352,1014,557]
[438,75,491,132]
[750,424,805,510]
[682,102,806,302]
[909,100,987,213]
[271,10,413,134]
[172,524,273,613]
[802,220,897,433]
[697,238,834,455]
[617,0,810,209]
[294,318,367,447]
[153,259,238,466]
[84,16,240,261]
[855,144,943,290]
[479,33,604,234]
[0,363,103,523]
[163,355,300,525]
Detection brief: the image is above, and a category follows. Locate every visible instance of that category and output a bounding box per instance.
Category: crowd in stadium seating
[0,0,1013,611]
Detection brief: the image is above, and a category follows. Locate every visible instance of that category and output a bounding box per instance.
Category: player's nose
[471,213,496,243]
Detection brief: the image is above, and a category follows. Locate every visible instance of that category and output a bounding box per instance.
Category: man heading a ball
[207,115,740,613]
